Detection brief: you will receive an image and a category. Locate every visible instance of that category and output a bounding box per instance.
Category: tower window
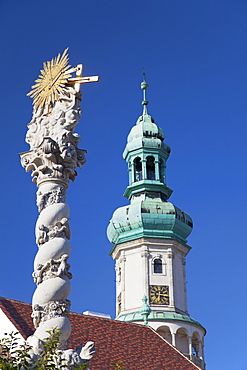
[157,326,172,343]
[154,258,163,274]
[146,156,155,180]
[134,157,142,182]
[192,332,200,358]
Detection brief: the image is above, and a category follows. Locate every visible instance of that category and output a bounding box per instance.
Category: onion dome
[124,112,165,153]
[107,199,193,250]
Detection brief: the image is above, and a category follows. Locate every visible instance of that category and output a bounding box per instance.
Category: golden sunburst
[27,48,77,110]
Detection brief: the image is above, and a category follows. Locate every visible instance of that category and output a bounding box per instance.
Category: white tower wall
[113,238,190,316]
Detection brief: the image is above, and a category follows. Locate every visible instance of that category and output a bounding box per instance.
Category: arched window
[192,332,200,357]
[157,326,172,344]
[154,258,162,274]
[176,328,189,355]
[134,157,142,182]
[146,156,155,180]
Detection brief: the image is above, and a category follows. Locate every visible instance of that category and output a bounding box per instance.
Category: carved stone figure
[48,218,71,240]
[33,261,47,284]
[36,224,48,246]
[54,254,72,278]
[33,254,72,285]
[31,304,42,328]
[57,341,96,369]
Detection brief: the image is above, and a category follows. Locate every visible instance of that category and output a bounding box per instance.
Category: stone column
[20,86,92,363]
[162,163,166,184]
[171,332,176,347]
[154,159,160,181]
[130,161,135,184]
[141,157,147,179]
[201,337,205,362]
[198,339,202,358]
[188,335,192,357]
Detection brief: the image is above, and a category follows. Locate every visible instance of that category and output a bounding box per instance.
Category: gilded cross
[68,64,99,93]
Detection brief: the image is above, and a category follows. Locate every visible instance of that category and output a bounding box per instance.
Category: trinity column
[20,49,98,366]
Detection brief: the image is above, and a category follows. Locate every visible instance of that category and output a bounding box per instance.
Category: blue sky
[1,0,247,368]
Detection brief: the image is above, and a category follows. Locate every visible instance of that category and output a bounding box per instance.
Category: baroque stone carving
[36,219,71,247]
[33,254,72,285]
[56,341,95,369]
[20,49,98,368]
[48,218,71,240]
[37,186,66,212]
[21,86,89,359]
[36,224,48,246]
[26,334,95,367]
[20,87,86,187]
[31,299,71,329]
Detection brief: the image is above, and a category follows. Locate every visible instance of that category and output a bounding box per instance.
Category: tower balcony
[185,354,205,369]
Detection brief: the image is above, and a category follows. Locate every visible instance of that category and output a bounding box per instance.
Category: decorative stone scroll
[20,49,98,368]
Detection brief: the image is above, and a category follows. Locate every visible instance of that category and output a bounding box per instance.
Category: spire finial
[140,295,151,326]
[141,69,149,115]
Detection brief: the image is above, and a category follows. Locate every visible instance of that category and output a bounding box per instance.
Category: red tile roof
[0,297,34,338]
[0,297,202,370]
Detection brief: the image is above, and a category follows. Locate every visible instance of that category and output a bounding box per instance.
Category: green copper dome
[116,310,206,331]
[123,113,167,156]
[107,198,193,251]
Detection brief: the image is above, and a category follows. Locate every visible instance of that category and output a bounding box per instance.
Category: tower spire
[141,69,149,115]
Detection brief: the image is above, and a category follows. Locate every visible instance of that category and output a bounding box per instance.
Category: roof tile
[0,297,202,370]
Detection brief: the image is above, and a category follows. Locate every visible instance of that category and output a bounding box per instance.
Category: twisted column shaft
[20,87,86,352]
[32,181,72,345]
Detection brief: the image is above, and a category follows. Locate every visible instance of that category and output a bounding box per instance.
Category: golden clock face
[149,285,169,305]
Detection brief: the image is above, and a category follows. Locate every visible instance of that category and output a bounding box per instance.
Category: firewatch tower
[107,78,206,369]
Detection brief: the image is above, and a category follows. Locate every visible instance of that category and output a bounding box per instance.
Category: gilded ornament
[27,48,99,111]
